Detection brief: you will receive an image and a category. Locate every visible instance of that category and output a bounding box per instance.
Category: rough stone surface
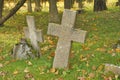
[24,16,43,56]
[11,38,35,60]
[47,9,87,68]
[105,64,120,75]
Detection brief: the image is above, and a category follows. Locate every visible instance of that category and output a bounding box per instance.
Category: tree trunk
[27,0,32,12]
[0,0,26,26]
[0,0,4,21]
[116,0,120,6]
[64,0,71,9]
[49,0,60,23]
[34,0,41,12]
[94,0,107,12]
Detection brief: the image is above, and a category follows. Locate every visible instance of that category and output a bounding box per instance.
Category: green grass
[0,5,120,80]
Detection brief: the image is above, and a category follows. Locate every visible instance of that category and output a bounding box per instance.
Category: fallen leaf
[82,70,87,75]
[92,65,96,71]
[55,70,59,75]
[0,56,4,61]
[0,63,3,68]
[0,71,6,76]
[80,55,87,61]
[86,61,89,67]
[13,70,19,75]
[40,72,45,74]
[4,61,10,65]
[116,48,120,52]
[96,48,106,52]
[82,45,90,50]
[88,73,95,78]
[50,68,56,73]
[24,67,29,73]
[24,73,34,79]
[50,52,55,57]
[27,61,32,66]
[56,77,64,80]
[77,76,86,80]
[97,65,104,72]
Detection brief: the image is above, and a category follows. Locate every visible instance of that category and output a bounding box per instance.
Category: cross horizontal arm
[47,23,61,37]
[71,29,87,43]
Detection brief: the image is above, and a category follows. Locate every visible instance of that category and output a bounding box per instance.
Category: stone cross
[24,16,43,56]
[47,9,87,68]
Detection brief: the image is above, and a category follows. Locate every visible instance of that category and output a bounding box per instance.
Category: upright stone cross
[47,9,87,68]
[24,16,43,57]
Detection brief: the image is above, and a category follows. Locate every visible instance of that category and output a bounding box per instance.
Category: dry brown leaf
[40,72,45,74]
[97,65,104,72]
[47,56,52,60]
[86,61,89,67]
[96,48,106,52]
[55,70,59,75]
[92,65,96,71]
[108,49,114,53]
[50,52,55,57]
[4,61,10,65]
[80,55,87,62]
[24,73,34,79]
[82,45,90,50]
[0,63,3,68]
[13,70,19,75]
[24,67,29,73]
[27,61,32,66]
[116,48,120,53]
[0,56,4,61]
[50,68,56,73]
[77,76,86,80]
[56,77,64,80]
[0,71,6,76]
[88,73,95,78]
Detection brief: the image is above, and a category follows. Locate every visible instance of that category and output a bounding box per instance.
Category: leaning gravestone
[24,16,43,57]
[11,38,35,60]
[105,64,120,75]
[47,9,87,68]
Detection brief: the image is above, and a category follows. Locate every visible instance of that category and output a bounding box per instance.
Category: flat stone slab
[105,64,120,75]
[47,9,87,68]
[24,16,43,56]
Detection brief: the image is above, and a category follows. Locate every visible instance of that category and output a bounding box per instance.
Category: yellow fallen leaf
[92,65,96,71]
[4,61,10,65]
[97,65,104,72]
[55,70,59,75]
[77,76,86,80]
[0,56,4,61]
[96,48,106,52]
[0,63,3,68]
[50,68,56,73]
[88,73,95,78]
[13,70,19,75]
[24,67,29,73]
[27,61,32,66]
[116,48,120,53]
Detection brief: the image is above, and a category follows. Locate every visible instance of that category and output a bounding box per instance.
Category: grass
[0,1,120,80]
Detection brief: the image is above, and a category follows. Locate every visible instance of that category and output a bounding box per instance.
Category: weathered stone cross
[47,9,87,68]
[24,16,43,57]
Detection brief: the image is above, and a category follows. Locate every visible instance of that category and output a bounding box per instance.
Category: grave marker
[105,64,120,75]
[47,9,87,68]
[24,16,43,56]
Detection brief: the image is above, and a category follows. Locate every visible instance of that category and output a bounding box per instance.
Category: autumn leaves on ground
[0,2,120,80]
